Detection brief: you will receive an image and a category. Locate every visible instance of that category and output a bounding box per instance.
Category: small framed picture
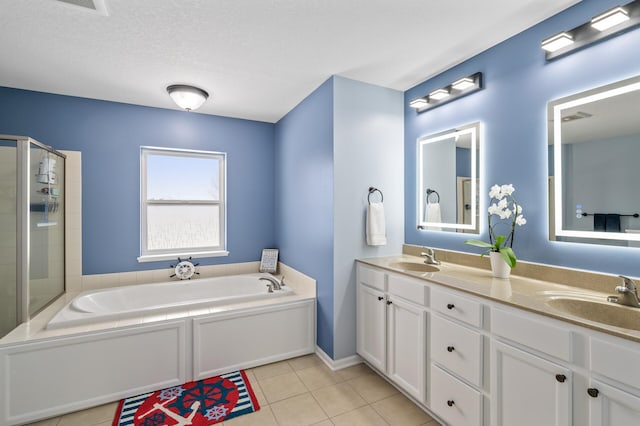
[259,248,279,273]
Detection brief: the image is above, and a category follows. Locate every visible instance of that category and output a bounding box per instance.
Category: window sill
[137,250,230,263]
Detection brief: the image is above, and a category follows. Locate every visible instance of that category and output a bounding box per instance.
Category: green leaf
[464,239,494,249]
[499,247,517,268]
[494,234,506,247]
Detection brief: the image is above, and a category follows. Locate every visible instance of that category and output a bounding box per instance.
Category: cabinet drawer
[430,364,482,426]
[431,314,483,387]
[357,264,386,291]
[491,308,572,362]
[431,287,482,327]
[591,337,640,389]
[388,273,428,306]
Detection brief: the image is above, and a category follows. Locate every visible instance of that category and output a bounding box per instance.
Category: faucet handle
[618,275,638,293]
[280,276,286,286]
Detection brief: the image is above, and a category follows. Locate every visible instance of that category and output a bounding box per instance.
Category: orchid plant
[465,184,526,268]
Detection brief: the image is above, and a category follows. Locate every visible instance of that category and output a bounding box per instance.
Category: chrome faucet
[420,248,441,265]
[259,275,285,291]
[607,275,640,308]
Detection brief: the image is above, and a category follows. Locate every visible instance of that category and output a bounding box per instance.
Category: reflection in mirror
[549,75,640,247]
[417,122,480,233]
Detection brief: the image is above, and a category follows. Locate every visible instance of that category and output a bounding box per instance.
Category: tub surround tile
[269,393,328,426]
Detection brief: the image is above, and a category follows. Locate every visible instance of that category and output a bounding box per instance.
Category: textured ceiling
[0,0,580,123]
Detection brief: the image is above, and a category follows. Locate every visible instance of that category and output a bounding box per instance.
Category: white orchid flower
[516,215,527,226]
[489,184,502,199]
[497,198,508,210]
[501,184,514,196]
[488,203,502,215]
[500,209,512,220]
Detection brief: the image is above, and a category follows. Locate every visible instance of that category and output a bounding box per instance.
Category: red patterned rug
[112,371,260,426]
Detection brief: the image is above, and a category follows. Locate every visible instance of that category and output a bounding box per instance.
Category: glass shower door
[29,145,65,316]
[0,139,17,338]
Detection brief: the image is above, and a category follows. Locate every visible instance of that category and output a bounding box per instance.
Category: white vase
[489,251,511,279]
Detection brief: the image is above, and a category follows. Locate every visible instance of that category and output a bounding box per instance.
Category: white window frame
[138,146,228,262]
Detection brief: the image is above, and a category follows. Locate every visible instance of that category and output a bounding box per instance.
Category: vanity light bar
[543,0,640,60]
[409,72,483,113]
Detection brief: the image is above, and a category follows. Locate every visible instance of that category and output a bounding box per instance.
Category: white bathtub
[47,273,294,329]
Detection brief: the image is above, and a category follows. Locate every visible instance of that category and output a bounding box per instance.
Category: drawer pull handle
[447,400,455,407]
[587,388,599,398]
[386,300,393,305]
[447,346,455,353]
[555,374,567,383]
[447,303,455,310]
[377,296,384,301]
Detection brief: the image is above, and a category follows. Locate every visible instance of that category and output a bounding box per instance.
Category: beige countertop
[357,254,640,344]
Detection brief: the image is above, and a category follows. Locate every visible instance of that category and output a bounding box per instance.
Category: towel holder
[426,188,440,204]
[368,187,383,204]
[580,212,639,218]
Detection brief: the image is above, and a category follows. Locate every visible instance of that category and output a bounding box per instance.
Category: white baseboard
[315,346,363,371]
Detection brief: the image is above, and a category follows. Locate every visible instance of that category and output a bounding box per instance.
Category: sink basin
[388,261,439,273]
[545,296,640,331]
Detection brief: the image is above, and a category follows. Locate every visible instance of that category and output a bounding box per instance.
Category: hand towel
[606,214,621,232]
[426,203,442,231]
[366,202,387,246]
[593,214,606,232]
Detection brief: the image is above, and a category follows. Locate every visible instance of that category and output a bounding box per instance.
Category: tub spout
[260,276,283,290]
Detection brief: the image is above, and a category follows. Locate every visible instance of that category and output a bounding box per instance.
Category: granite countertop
[357,254,640,344]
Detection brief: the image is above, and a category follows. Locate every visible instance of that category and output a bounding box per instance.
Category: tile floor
[26,354,440,426]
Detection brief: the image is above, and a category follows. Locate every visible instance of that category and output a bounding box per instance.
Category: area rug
[113,370,260,426]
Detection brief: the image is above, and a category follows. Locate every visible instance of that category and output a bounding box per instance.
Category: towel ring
[426,188,440,204]
[368,187,383,204]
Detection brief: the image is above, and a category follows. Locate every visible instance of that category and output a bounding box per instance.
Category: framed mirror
[549,75,640,246]
[417,122,480,233]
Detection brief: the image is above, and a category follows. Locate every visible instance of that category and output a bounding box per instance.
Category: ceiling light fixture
[166,85,209,111]
[591,7,630,31]
[543,0,640,60]
[409,72,483,113]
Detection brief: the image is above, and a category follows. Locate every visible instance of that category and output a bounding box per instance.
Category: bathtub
[47,272,294,329]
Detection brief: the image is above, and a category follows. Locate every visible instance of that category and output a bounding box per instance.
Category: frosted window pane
[147,155,219,201]
[147,205,219,250]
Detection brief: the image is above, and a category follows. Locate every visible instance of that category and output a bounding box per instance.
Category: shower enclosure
[0,135,65,339]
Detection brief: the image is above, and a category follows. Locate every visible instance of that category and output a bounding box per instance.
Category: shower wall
[0,143,17,337]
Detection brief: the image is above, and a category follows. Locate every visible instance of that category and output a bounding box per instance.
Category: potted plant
[465,184,526,278]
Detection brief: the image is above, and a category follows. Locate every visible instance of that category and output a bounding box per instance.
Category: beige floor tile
[347,373,398,403]
[270,393,328,426]
[296,365,342,391]
[57,402,118,426]
[288,354,323,371]
[311,420,335,426]
[25,418,60,426]
[335,363,374,381]
[223,405,278,426]
[312,382,367,417]
[331,405,389,426]
[252,360,294,380]
[371,394,435,426]
[259,371,308,403]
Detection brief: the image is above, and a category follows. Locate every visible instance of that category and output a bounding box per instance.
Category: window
[138,146,227,262]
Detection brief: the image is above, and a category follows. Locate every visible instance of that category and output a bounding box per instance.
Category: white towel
[366,202,387,246]
[426,203,442,231]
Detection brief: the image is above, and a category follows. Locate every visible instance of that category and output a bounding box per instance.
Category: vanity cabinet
[356,265,427,402]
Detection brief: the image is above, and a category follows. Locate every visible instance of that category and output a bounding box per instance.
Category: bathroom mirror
[417,122,480,233]
[548,75,640,246]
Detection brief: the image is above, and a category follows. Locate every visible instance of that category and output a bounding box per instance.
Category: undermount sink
[388,261,439,273]
[545,296,640,331]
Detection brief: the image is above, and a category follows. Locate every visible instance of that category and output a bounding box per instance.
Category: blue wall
[0,87,276,274]
[405,0,640,277]
[274,78,335,357]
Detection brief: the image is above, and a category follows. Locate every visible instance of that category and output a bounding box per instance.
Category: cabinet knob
[447,346,455,353]
[386,300,393,305]
[377,296,384,301]
[587,388,599,398]
[447,400,455,407]
[447,303,455,310]
[555,374,567,383]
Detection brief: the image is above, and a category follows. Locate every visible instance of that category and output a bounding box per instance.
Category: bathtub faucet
[260,275,285,291]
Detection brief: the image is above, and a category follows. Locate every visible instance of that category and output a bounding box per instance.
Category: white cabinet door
[356,283,387,372]
[588,379,640,426]
[491,340,571,426]
[387,296,427,402]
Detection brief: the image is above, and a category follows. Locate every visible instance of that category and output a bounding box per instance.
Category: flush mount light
[591,7,630,31]
[541,32,574,52]
[543,0,640,60]
[167,84,209,111]
[409,72,483,112]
